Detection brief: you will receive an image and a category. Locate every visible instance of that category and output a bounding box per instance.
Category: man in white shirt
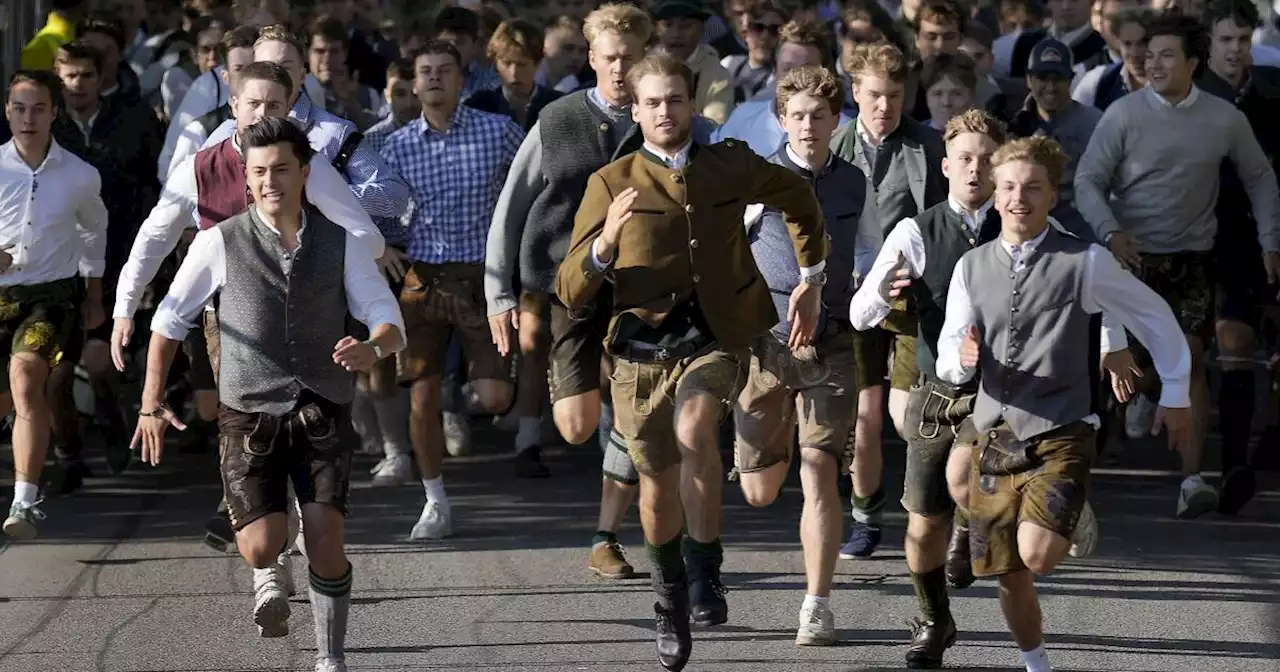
[133,117,404,670]
[0,71,109,541]
[935,136,1192,672]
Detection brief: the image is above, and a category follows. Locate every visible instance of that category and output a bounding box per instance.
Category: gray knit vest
[519,90,641,295]
[217,207,353,415]
[964,228,1095,440]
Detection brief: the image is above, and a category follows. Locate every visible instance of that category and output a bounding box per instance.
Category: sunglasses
[749,22,782,35]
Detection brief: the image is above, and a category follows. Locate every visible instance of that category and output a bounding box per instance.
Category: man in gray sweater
[1073,13,1280,519]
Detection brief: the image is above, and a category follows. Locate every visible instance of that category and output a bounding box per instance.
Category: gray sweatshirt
[1073,86,1280,253]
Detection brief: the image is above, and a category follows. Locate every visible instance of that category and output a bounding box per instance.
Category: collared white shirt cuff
[849,292,892,330]
[150,308,196,342]
[1158,384,1192,409]
[800,261,825,278]
[590,237,614,270]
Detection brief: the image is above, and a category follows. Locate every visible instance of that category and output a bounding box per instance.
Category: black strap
[332,130,364,174]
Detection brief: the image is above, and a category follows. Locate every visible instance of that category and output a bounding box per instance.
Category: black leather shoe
[654,599,691,671]
[945,523,975,590]
[905,617,957,669]
[689,573,728,627]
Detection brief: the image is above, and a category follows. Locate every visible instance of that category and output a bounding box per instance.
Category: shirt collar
[419,105,470,135]
[1000,224,1051,261]
[643,138,694,169]
[856,116,901,148]
[250,204,309,241]
[1148,84,1200,108]
[291,90,315,128]
[949,196,994,231]
[2,138,65,173]
[1049,22,1093,46]
[784,144,833,176]
[588,86,631,119]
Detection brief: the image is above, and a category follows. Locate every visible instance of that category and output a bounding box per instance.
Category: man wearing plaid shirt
[381,40,525,542]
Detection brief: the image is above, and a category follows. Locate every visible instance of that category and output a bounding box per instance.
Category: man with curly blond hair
[937,136,1191,672]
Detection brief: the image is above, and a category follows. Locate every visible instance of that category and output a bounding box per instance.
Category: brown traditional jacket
[556,139,828,352]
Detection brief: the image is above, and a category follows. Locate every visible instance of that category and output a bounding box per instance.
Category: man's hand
[1152,405,1193,454]
[1108,232,1142,269]
[1102,347,1143,403]
[877,252,912,301]
[131,403,187,467]
[488,309,519,357]
[333,335,378,372]
[111,317,134,372]
[378,247,408,283]
[0,245,13,274]
[960,324,981,369]
[595,187,639,264]
[1264,250,1280,300]
[82,298,105,331]
[787,281,821,350]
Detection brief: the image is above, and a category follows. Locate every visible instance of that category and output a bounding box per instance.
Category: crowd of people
[4,0,1280,670]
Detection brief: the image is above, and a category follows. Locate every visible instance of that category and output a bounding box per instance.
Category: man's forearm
[142,333,183,407]
[368,322,404,356]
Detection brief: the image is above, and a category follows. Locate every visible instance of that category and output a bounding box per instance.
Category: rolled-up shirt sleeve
[850,217,924,330]
[1081,244,1191,408]
[114,156,201,319]
[935,256,979,386]
[344,231,407,352]
[76,171,109,278]
[307,156,386,259]
[151,228,226,342]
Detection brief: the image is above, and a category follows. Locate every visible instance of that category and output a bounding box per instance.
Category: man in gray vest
[132,117,405,672]
[830,41,949,562]
[936,136,1191,672]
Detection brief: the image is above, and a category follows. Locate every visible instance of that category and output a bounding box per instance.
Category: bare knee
[554,395,600,444]
[739,473,780,507]
[675,412,716,454]
[1216,320,1256,359]
[517,315,545,357]
[237,527,284,568]
[411,377,442,415]
[81,340,113,378]
[1019,547,1057,576]
[888,388,909,437]
[10,354,49,414]
[471,379,513,415]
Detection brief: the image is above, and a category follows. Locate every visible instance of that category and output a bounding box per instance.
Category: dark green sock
[646,535,685,586]
[910,566,951,623]
[592,530,618,546]
[681,536,723,565]
[851,487,886,525]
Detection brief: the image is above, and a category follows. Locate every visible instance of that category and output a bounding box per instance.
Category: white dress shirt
[114,136,385,320]
[166,115,214,179]
[0,140,107,286]
[935,225,1192,415]
[151,207,405,349]
[159,67,228,181]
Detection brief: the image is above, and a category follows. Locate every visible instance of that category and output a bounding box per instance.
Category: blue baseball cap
[1028,38,1074,78]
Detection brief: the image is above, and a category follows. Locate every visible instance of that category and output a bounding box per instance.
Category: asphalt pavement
[0,426,1278,672]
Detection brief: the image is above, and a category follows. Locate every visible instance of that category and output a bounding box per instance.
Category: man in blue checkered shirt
[381,40,524,543]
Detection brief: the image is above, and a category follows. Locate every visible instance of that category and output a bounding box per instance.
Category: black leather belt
[617,333,714,363]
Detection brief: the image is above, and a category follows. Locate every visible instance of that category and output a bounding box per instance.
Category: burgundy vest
[194,138,250,230]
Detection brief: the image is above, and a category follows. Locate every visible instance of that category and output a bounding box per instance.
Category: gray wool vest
[963,227,1096,440]
[217,207,354,416]
[518,90,641,295]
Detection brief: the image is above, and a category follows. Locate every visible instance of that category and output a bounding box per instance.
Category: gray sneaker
[315,658,347,672]
[442,412,472,457]
[4,500,47,540]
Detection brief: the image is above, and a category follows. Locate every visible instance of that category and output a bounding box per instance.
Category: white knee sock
[422,476,448,510]
[13,481,38,506]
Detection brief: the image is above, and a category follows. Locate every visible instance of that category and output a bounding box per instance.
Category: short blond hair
[777,65,845,115]
[626,53,696,100]
[778,20,835,69]
[944,108,1007,145]
[488,18,543,62]
[846,41,908,84]
[255,24,306,60]
[584,3,653,45]
[992,136,1070,187]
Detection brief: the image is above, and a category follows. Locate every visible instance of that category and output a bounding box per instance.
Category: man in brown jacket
[556,54,826,672]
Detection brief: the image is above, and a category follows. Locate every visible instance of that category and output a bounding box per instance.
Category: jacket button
[1001,405,1008,411]
[598,122,609,132]
[690,239,699,248]
[692,274,701,283]
[968,238,975,244]
[1011,307,1018,313]
[685,204,695,214]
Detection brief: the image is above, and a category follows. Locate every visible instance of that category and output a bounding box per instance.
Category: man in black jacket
[1199,0,1280,491]
[465,18,563,131]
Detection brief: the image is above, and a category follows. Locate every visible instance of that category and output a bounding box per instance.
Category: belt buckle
[654,347,670,362]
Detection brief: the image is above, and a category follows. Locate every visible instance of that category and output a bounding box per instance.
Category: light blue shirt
[714,91,851,157]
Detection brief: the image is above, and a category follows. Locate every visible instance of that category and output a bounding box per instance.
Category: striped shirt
[381,106,524,264]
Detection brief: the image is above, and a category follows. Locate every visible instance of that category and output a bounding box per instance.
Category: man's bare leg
[844,385,885,558]
[1177,334,1218,518]
[5,353,52,539]
[515,309,550,476]
[409,375,450,539]
[676,390,728,627]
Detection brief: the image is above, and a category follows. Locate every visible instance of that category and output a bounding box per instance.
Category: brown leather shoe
[590,541,636,579]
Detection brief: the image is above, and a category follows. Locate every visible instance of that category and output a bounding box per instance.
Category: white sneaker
[252,565,291,637]
[1124,394,1158,440]
[795,599,837,646]
[1068,500,1098,558]
[3,500,46,540]
[410,501,453,540]
[371,453,414,487]
[1176,476,1218,519]
[369,456,389,475]
[315,658,348,672]
[442,412,472,457]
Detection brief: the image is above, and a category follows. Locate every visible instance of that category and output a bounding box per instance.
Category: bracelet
[139,403,170,418]
[364,340,385,360]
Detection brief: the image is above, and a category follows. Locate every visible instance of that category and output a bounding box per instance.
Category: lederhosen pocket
[976,425,1042,476]
[296,402,339,453]
[231,413,281,468]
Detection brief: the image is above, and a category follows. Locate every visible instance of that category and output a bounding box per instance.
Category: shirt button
[692,274,701,283]
[968,238,975,244]
[690,239,699,249]
[989,430,998,438]
[1011,307,1018,313]
[685,204,695,214]
[1012,290,1019,296]
[599,122,609,131]
[1001,405,1008,411]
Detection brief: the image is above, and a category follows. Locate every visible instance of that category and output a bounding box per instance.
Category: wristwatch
[365,340,385,360]
[801,271,827,286]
